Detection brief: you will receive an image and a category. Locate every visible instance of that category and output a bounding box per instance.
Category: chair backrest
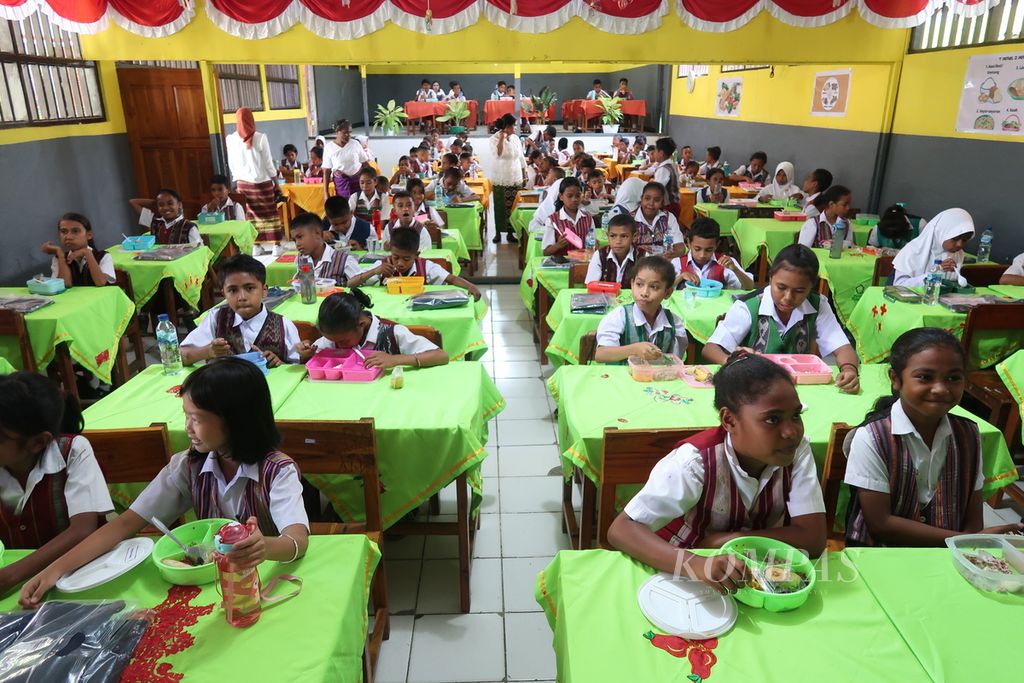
[578,331,597,365]
[294,321,320,345]
[597,426,710,548]
[229,192,249,213]
[84,423,173,484]
[114,270,137,303]
[962,303,1024,370]
[426,256,453,273]
[872,256,895,286]
[276,419,381,533]
[425,224,443,249]
[821,422,855,547]
[568,263,589,288]
[405,324,443,348]
[963,263,1008,287]
[0,310,35,371]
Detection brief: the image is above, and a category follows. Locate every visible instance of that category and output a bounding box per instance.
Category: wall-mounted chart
[957,52,1024,137]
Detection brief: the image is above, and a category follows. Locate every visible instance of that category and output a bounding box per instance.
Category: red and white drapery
[0,0,1003,36]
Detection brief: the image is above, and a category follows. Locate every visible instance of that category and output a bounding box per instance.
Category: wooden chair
[578,332,597,365]
[425,223,443,249]
[821,423,855,552]
[276,419,389,682]
[112,271,146,384]
[294,321,320,345]
[426,256,454,274]
[871,256,895,286]
[960,304,1024,448]
[568,263,589,289]
[85,423,174,484]
[0,310,36,371]
[962,263,1007,287]
[596,426,709,549]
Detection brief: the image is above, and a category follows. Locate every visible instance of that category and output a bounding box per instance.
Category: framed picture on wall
[715,78,742,117]
[811,69,851,117]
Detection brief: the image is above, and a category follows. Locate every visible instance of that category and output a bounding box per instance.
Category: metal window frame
[265,64,301,111]
[215,63,265,113]
[910,0,1023,53]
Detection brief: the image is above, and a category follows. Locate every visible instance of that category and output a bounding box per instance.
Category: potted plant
[436,99,471,133]
[527,87,558,126]
[596,95,623,134]
[372,99,408,136]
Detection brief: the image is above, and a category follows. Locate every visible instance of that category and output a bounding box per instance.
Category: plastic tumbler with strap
[214,521,262,628]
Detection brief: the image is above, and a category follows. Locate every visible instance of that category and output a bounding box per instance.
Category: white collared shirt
[595,302,688,356]
[131,450,309,531]
[313,313,439,355]
[414,202,446,228]
[182,304,302,363]
[528,187,560,233]
[633,208,684,245]
[585,247,636,285]
[624,433,824,530]
[798,215,854,249]
[307,244,364,284]
[0,436,113,517]
[323,139,369,177]
[1004,252,1024,277]
[698,160,723,175]
[651,159,677,193]
[845,400,984,504]
[208,197,246,222]
[363,256,449,286]
[153,215,202,244]
[50,249,116,284]
[708,291,849,357]
[382,221,433,252]
[349,191,383,215]
[541,207,592,249]
[671,255,748,290]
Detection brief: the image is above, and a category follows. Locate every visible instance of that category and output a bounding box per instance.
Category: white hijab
[893,208,975,277]
[612,177,645,214]
[758,161,798,200]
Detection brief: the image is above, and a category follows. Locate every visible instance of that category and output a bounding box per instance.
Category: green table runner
[732,218,872,268]
[0,535,379,683]
[547,364,1015,499]
[199,220,257,259]
[0,357,14,375]
[274,362,504,527]
[811,247,878,325]
[847,286,1024,368]
[442,228,471,262]
[544,288,743,367]
[536,549,931,683]
[996,349,1024,443]
[445,202,483,251]
[108,244,213,310]
[272,285,488,361]
[0,286,134,384]
[844,547,1022,683]
[263,249,462,289]
[989,284,1024,299]
[520,257,569,314]
[511,206,537,239]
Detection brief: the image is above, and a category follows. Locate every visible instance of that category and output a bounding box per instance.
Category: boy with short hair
[293,212,363,285]
[383,191,433,251]
[203,174,245,221]
[323,196,372,250]
[278,144,301,178]
[646,138,681,216]
[350,227,481,300]
[672,217,754,290]
[585,214,638,287]
[698,146,723,176]
[586,79,609,100]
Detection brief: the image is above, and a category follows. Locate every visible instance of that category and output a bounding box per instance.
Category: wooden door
[117,67,212,218]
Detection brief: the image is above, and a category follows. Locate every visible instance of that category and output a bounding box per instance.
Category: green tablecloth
[547,364,1015,499]
[847,286,1024,368]
[441,228,471,262]
[0,535,379,683]
[520,256,569,314]
[536,549,931,683]
[996,349,1024,443]
[198,220,257,259]
[445,202,483,251]
[731,218,872,268]
[844,547,1023,683]
[262,249,462,288]
[108,244,213,310]
[811,247,878,325]
[272,285,488,361]
[511,206,537,239]
[544,288,744,367]
[274,362,504,527]
[989,284,1024,299]
[0,286,134,384]
[0,357,14,375]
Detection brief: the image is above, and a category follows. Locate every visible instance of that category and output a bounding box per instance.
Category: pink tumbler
[214,521,262,628]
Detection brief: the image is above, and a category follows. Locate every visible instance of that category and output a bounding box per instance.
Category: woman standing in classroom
[489,113,527,244]
[225,107,283,242]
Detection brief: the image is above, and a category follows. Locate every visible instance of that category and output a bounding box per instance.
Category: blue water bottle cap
[157,314,169,321]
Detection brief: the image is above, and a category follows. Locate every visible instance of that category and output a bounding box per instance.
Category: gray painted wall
[223,117,310,164]
[313,66,364,133]
[0,134,136,284]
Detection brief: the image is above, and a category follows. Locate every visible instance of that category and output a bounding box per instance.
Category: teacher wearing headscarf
[489,113,527,244]
[226,107,282,242]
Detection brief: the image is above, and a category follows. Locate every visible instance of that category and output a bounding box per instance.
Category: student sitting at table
[798,185,853,249]
[646,138,681,216]
[458,152,480,179]
[382,191,433,252]
[20,358,311,609]
[697,146,723,176]
[844,328,1023,546]
[278,143,301,179]
[350,227,482,300]
[892,208,974,287]
[410,146,433,177]
[41,212,114,287]
[435,168,480,206]
[375,175,391,209]
[733,151,768,185]
[305,146,323,179]
[405,179,446,229]
[0,372,113,596]
[868,204,917,250]
[297,290,449,369]
[586,79,610,100]
[607,177,644,221]
[391,155,416,188]
[614,78,632,99]
[630,138,647,165]
[800,168,833,217]
[425,153,463,196]
[585,214,638,288]
[527,168,567,234]
[541,177,594,258]
[681,160,701,185]
[634,182,684,255]
[288,213,364,289]
[447,81,466,101]
[415,79,434,102]
[490,81,507,100]
[679,144,694,168]
[181,255,303,367]
[756,162,802,203]
[583,170,611,204]
[130,188,201,245]
[323,196,372,251]
[673,217,754,290]
[696,167,728,204]
[703,244,860,392]
[431,82,446,102]
[349,167,384,224]
[556,137,571,165]
[594,255,686,363]
[1000,252,1024,286]
[607,352,828,582]
[202,174,246,221]
[526,150,543,187]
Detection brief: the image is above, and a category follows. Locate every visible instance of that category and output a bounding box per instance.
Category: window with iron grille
[911,0,1024,51]
[265,64,301,110]
[216,64,264,113]
[0,16,105,128]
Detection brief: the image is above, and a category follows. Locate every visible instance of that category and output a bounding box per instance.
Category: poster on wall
[715,78,742,117]
[811,69,851,117]
[956,52,1024,136]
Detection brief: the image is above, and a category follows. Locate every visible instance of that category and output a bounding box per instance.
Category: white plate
[56,538,154,593]
[638,573,737,639]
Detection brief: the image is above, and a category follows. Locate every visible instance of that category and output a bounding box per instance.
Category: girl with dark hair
[868,204,917,250]
[798,185,853,249]
[541,177,592,257]
[129,188,201,245]
[41,212,115,287]
[19,358,309,608]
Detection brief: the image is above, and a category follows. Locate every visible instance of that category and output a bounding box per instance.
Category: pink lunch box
[305,348,382,382]
[761,354,833,384]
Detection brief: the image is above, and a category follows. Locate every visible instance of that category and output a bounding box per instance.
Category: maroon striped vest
[367,317,401,355]
[383,259,430,286]
[675,254,726,288]
[845,415,979,546]
[547,210,594,256]
[812,216,833,248]
[635,213,669,248]
[152,217,195,245]
[189,450,298,536]
[597,247,636,287]
[654,427,793,548]
[0,435,74,549]
[311,248,352,284]
[214,306,288,361]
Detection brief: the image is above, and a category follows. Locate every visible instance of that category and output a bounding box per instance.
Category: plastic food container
[721,536,816,612]
[566,249,588,262]
[386,276,425,295]
[303,177,323,184]
[151,518,232,586]
[854,213,880,225]
[196,211,224,225]
[586,281,622,296]
[945,534,1024,593]
[122,235,156,251]
[25,277,66,295]
[236,351,269,375]
[683,279,724,298]
[762,354,833,384]
[316,278,336,295]
[628,354,684,382]
[773,210,807,221]
[305,348,382,382]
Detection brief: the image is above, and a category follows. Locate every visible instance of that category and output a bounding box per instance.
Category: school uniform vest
[813,217,834,248]
[548,210,594,255]
[845,416,979,546]
[368,317,401,354]
[655,428,793,548]
[354,193,380,223]
[597,247,635,287]
[68,248,108,287]
[740,291,821,354]
[311,248,355,285]
[214,306,289,361]
[615,303,679,365]
[383,259,430,287]
[676,254,725,288]
[152,217,195,245]
[189,450,297,537]
[0,436,74,549]
[635,213,669,248]
[698,186,726,204]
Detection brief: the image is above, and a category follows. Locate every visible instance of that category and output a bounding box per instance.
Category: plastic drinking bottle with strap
[214,521,263,628]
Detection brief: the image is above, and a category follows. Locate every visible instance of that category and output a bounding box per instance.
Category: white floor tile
[493,361,542,379]
[481,446,498,478]
[499,397,556,421]
[384,534,425,561]
[502,556,552,612]
[499,476,563,514]
[386,560,423,615]
[373,615,414,683]
[505,612,558,681]
[423,513,502,560]
[407,613,506,683]
[496,331,539,347]
[490,346,542,362]
[495,378,549,398]
[497,419,555,447]
[498,445,563,478]
[491,308,533,322]
[494,320,533,334]
[416,558,503,614]
[500,512,571,557]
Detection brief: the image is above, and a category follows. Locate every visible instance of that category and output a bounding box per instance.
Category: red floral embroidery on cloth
[870,302,888,331]
[95,349,110,366]
[122,585,215,682]
[644,631,719,681]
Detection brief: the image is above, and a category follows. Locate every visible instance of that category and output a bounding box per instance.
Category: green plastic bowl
[151,518,232,586]
[721,536,816,612]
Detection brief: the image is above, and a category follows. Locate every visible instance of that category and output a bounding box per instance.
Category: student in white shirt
[892,208,975,287]
[322,119,370,200]
[585,214,639,287]
[130,189,202,245]
[204,174,246,221]
[999,252,1024,286]
[527,169,566,233]
[41,212,115,288]
[797,185,853,249]
[407,180,446,228]
[585,79,610,100]
[697,146,723,176]
[541,178,595,257]
[696,167,728,205]
[447,82,467,100]
[799,168,833,217]
[633,182,684,255]
[672,217,754,290]
[383,191,434,252]
[415,80,434,102]
[757,161,802,203]
[20,359,311,608]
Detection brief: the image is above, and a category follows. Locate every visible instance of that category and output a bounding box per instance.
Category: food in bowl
[749,563,809,594]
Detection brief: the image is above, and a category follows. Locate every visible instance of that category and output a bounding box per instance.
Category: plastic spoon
[150,517,208,565]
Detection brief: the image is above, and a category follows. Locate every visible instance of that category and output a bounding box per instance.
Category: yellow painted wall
[892,41,1024,143]
[366,63,651,75]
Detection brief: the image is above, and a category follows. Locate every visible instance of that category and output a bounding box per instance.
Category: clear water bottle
[298,258,316,304]
[829,218,847,260]
[584,226,596,257]
[925,259,943,306]
[977,227,993,263]
[155,314,182,375]
[663,231,674,254]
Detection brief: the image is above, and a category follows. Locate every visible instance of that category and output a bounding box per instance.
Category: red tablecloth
[403,100,479,127]
[483,99,514,124]
[563,99,646,129]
